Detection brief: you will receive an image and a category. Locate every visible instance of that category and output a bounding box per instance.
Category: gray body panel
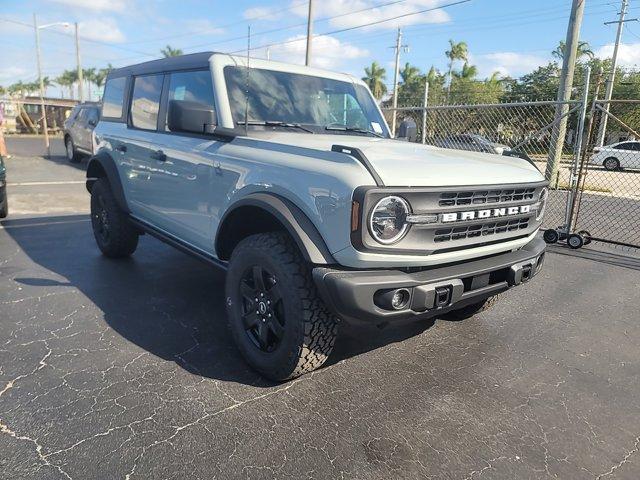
[92,53,546,269]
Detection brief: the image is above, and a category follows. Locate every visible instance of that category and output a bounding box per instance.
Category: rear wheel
[225,232,338,381]
[603,157,620,171]
[0,187,7,218]
[65,136,81,163]
[90,178,138,258]
[441,294,501,321]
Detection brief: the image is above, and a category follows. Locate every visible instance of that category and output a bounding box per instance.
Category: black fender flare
[216,193,336,265]
[86,151,130,213]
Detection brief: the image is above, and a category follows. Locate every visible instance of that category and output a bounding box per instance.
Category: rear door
[118,73,170,230]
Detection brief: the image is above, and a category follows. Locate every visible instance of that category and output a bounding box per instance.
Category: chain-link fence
[571,100,640,249]
[381,97,640,253]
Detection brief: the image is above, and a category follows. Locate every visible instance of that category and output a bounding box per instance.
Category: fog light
[375,288,412,311]
[391,289,411,310]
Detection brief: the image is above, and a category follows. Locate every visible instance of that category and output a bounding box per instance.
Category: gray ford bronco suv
[87,52,547,381]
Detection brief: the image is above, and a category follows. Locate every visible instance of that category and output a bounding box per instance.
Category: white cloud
[78,18,126,43]
[47,0,127,13]
[596,42,640,68]
[289,0,451,30]
[0,66,29,82]
[267,34,369,69]
[243,6,282,21]
[472,52,549,78]
[182,19,225,36]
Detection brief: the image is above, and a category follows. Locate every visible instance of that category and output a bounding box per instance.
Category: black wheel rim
[93,194,110,244]
[239,265,285,353]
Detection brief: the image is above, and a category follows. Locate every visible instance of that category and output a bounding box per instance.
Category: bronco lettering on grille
[441,205,531,223]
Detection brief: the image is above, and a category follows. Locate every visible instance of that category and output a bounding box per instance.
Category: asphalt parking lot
[1,137,640,479]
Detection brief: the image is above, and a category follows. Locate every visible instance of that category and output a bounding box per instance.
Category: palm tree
[552,40,594,62]
[56,70,78,99]
[362,61,387,100]
[445,39,468,101]
[83,68,96,99]
[452,62,478,81]
[400,62,421,85]
[42,77,53,96]
[93,64,114,99]
[161,45,183,57]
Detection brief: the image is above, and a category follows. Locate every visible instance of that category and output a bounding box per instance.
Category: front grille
[433,218,530,243]
[439,188,536,207]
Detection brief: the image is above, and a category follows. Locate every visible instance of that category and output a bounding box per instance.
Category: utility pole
[75,22,84,102]
[545,0,585,184]
[305,0,314,66]
[390,27,408,136]
[596,0,637,146]
[421,76,429,144]
[33,14,50,159]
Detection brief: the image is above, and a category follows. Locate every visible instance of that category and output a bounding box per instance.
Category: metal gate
[570,99,640,249]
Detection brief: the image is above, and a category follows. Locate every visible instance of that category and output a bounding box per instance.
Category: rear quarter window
[102,77,127,119]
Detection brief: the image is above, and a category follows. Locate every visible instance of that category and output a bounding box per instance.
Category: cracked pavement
[1,141,640,479]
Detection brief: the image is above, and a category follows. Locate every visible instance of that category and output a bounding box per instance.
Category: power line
[228,0,471,55]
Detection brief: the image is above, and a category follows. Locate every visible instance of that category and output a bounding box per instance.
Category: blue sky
[2,0,640,98]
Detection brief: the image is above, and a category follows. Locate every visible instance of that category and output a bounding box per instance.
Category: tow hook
[508,260,537,286]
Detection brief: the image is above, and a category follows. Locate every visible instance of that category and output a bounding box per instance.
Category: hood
[249,132,543,187]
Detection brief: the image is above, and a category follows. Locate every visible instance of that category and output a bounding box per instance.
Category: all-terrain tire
[225,232,338,381]
[90,178,138,258]
[440,294,501,321]
[0,191,7,218]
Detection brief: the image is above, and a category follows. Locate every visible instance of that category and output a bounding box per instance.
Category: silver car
[63,102,100,163]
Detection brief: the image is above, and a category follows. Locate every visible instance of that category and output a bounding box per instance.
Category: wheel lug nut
[260,293,264,297]
[268,313,271,317]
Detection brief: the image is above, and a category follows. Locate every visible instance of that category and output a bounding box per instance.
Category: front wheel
[225,232,338,381]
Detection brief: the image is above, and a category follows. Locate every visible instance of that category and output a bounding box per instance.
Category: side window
[166,70,215,130]
[102,77,127,119]
[614,142,631,150]
[87,108,99,125]
[130,74,164,130]
[76,108,88,123]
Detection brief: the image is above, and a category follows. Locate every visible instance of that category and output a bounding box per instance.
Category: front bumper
[313,236,546,326]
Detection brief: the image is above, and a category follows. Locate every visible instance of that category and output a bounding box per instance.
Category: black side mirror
[168,100,216,134]
[88,119,97,127]
[397,119,417,142]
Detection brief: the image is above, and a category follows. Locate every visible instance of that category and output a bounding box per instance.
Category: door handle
[115,145,127,153]
[150,150,167,162]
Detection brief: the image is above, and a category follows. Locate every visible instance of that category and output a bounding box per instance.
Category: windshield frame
[213,56,391,138]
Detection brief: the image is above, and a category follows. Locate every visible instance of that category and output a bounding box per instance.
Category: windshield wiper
[237,120,314,133]
[324,124,384,138]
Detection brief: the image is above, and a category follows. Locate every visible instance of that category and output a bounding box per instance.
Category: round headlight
[369,196,410,244]
[535,187,548,221]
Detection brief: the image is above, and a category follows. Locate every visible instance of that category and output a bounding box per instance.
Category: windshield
[224,66,389,137]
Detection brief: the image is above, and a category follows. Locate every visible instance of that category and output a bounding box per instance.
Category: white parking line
[0,218,90,229]
[7,181,86,186]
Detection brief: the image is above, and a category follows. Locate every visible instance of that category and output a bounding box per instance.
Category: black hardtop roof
[107,51,217,79]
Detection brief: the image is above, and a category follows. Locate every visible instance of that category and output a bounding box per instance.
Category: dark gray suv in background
[63,102,100,163]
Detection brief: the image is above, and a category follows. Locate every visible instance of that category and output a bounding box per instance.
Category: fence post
[421,79,429,144]
[563,66,590,235]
